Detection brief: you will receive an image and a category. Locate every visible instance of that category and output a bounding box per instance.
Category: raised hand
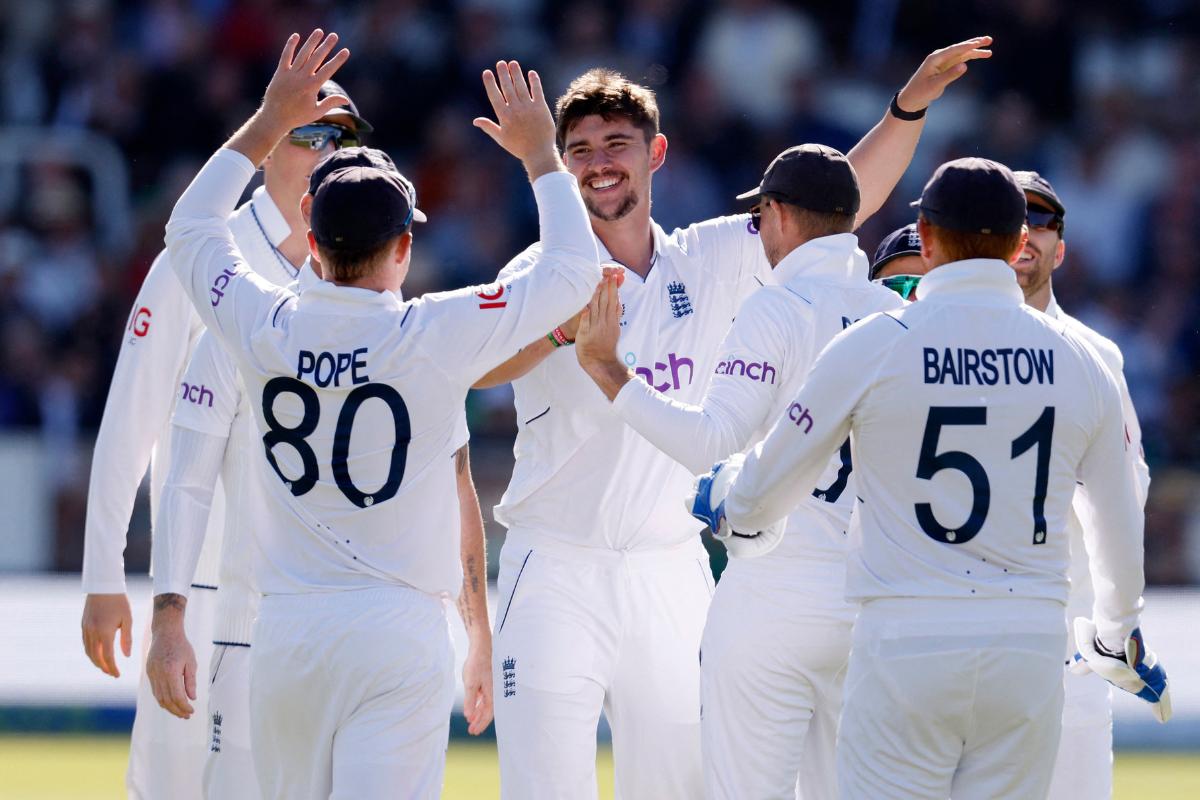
[897,36,993,112]
[261,30,351,132]
[473,61,561,179]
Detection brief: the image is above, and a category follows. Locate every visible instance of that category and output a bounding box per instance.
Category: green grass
[0,735,1196,798]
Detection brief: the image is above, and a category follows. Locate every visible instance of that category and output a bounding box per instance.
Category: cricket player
[1008,170,1152,799]
[692,157,1169,799]
[481,37,994,799]
[79,68,371,797]
[574,143,901,799]
[144,145,495,797]
[162,31,603,797]
[871,222,927,300]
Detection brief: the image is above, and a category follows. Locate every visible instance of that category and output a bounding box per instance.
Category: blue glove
[1072,619,1171,723]
[684,454,785,558]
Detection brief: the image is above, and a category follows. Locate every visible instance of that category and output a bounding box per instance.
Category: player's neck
[1024,282,1052,313]
[592,208,655,278]
[263,181,310,269]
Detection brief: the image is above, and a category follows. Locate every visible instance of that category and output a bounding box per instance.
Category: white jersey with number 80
[164,149,601,598]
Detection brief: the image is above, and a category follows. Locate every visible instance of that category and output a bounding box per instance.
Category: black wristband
[889,92,927,121]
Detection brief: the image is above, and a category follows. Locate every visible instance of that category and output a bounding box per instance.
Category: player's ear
[300,194,313,225]
[1053,237,1065,270]
[649,133,668,174]
[917,216,934,264]
[395,232,413,265]
[306,229,321,263]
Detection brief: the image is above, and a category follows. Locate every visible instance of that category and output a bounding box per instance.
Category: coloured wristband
[889,91,927,121]
[547,326,574,347]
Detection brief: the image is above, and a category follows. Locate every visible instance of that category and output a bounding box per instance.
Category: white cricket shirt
[495,214,770,550]
[1045,295,1151,653]
[82,184,300,594]
[611,233,903,562]
[164,149,600,597]
[726,259,1146,646]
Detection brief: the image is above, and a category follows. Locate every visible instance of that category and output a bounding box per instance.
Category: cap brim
[1022,188,1064,216]
[412,208,427,224]
[322,108,374,134]
[735,185,764,202]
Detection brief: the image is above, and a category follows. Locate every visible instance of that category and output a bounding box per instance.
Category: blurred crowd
[2,0,1199,583]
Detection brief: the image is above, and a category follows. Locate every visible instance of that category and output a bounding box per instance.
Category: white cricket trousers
[493,530,714,800]
[700,556,855,800]
[202,644,257,800]
[838,597,1067,800]
[1047,668,1114,799]
[127,585,217,800]
[250,586,455,800]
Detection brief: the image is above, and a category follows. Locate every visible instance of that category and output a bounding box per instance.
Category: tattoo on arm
[153,593,187,613]
[454,444,469,476]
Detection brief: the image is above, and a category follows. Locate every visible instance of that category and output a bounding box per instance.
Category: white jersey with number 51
[164,149,601,598]
[726,259,1145,646]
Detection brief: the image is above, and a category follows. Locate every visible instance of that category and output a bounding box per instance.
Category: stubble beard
[585,189,640,223]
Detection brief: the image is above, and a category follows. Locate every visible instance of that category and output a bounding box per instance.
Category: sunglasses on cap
[874,274,922,301]
[288,123,361,152]
[1026,207,1063,232]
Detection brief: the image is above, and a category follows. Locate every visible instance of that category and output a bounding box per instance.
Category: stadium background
[0,0,1197,796]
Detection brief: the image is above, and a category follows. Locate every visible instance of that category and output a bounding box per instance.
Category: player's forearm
[151,426,226,598]
[581,357,633,403]
[455,447,492,640]
[225,108,292,170]
[151,592,187,635]
[474,336,555,389]
[611,377,754,475]
[164,148,257,310]
[533,172,601,280]
[846,110,925,228]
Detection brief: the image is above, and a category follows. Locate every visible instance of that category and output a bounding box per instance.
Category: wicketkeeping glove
[684,454,785,559]
[1072,618,1172,723]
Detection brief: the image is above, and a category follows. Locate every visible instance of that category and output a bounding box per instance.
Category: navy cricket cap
[1014,170,1065,217]
[306,146,427,229]
[911,157,1026,235]
[311,166,421,250]
[737,144,861,216]
[870,223,923,279]
[318,80,374,134]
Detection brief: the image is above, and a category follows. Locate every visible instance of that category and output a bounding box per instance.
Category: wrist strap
[889,91,927,121]
[547,326,574,348]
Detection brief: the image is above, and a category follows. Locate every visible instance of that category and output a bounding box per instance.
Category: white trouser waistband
[503,527,708,567]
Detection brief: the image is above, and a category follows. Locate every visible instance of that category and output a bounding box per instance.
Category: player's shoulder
[1055,308,1124,374]
[667,214,758,273]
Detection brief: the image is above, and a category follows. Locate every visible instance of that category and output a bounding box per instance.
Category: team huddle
[78,28,1171,800]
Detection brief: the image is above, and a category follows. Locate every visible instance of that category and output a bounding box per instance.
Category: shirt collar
[296,277,404,315]
[250,185,292,249]
[594,220,666,283]
[1044,292,1062,319]
[913,258,1025,305]
[772,233,865,287]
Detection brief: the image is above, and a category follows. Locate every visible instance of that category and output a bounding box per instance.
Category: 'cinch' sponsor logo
[210,267,241,307]
[628,351,694,393]
[180,382,214,408]
[787,402,814,433]
[715,358,776,384]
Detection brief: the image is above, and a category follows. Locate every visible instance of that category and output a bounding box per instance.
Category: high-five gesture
[225,30,350,166]
[896,36,993,112]
[262,30,351,131]
[474,61,562,180]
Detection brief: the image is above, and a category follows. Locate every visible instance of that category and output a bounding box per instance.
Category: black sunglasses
[288,123,361,152]
[749,196,783,232]
[1026,207,1063,232]
[874,274,922,300]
